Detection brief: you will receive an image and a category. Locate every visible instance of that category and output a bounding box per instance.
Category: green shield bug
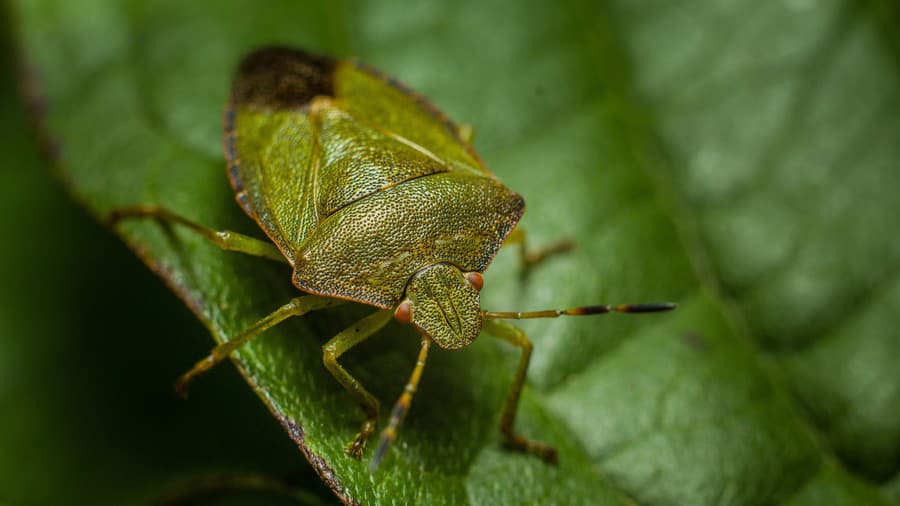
[110,47,675,471]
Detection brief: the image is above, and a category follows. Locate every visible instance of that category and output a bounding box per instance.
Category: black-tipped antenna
[484,302,676,320]
[370,335,432,472]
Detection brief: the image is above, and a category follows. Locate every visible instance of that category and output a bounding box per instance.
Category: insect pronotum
[109,47,675,471]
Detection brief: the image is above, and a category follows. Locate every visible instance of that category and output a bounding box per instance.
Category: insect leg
[370,335,432,471]
[504,227,574,273]
[108,205,287,264]
[482,319,558,464]
[175,295,342,396]
[322,309,394,459]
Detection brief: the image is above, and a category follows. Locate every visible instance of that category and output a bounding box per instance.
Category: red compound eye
[394,300,413,324]
[465,272,484,291]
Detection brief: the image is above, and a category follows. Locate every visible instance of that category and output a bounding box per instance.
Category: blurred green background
[1,1,899,505]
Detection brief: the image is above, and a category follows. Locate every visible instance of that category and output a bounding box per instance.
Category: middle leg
[504,227,574,275]
[483,319,558,463]
[176,294,342,396]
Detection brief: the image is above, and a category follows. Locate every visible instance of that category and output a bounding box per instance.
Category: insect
[110,47,674,471]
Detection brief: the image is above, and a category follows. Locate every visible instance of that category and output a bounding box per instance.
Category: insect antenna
[484,302,676,320]
[370,335,432,472]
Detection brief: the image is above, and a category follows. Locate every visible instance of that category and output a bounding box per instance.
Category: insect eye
[394,300,413,324]
[464,272,484,291]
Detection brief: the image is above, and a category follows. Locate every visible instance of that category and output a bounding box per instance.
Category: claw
[344,434,368,459]
[503,437,559,465]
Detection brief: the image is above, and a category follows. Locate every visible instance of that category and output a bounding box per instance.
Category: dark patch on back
[231,46,336,110]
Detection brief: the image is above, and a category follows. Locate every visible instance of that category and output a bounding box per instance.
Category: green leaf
[0,36,335,506]
[9,0,899,504]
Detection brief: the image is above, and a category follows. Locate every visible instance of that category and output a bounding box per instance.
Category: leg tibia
[483,319,558,464]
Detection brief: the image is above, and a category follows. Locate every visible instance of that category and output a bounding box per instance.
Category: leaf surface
[10,0,899,504]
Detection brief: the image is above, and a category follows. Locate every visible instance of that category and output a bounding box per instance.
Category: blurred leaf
[8,0,899,505]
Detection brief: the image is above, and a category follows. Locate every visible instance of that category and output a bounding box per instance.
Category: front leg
[483,319,558,463]
[322,309,394,459]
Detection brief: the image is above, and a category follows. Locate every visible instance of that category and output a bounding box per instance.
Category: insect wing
[335,62,491,177]
[225,48,493,261]
[225,48,333,260]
